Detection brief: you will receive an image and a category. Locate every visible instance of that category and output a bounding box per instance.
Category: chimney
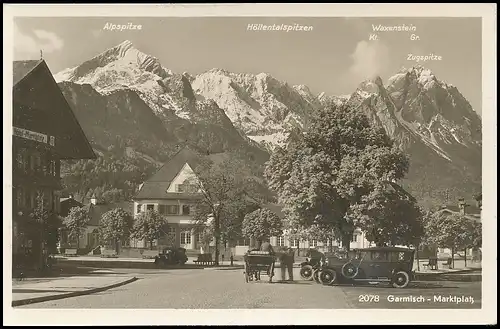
[91,194,97,205]
[458,198,467,215]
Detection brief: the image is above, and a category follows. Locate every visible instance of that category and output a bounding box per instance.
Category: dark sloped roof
[13,59,96,160]
[86,201,134,226]
[59,198,84,217]
[13,60,43,86]
[385,181,416,202]
[435,208,481,223]
[147,147,201,182]
[262,203,286,219]
[134,147,202,200]
[442,204,481,215]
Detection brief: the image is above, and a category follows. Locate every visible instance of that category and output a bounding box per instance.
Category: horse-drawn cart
[243,251,276,283]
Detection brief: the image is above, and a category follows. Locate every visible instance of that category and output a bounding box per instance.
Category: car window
[371,251,388,261]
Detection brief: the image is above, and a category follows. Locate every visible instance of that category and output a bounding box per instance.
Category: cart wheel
[313,268,321,284]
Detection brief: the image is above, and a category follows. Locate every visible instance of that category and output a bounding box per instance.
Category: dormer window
[176,183,197,193]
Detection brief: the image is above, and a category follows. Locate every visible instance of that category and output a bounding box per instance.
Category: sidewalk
[12,274,137,307]
[53,255,304,269]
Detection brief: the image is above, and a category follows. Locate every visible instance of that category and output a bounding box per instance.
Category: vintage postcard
[3,3,497,326]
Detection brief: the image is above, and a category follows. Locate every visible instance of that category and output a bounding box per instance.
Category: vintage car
[154,247,188,266]
[317,246,415,288]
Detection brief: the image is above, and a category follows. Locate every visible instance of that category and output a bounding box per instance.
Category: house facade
[58,195,133,253]
[132,148,203,251]
[12,60,96,269]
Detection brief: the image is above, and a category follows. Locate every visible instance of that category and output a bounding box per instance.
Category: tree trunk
[451,246,455,269]
[150,240,154,250]
[342,234,351,252]
[214,215,220,266]
[257,239,262,249]
[416,243,420,272]
[115,239,119,254]
[464,248,467,268]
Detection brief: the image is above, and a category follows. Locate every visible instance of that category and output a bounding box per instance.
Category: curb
[414,274,482,282]
[204,266,244,271]
[12,277,138,307]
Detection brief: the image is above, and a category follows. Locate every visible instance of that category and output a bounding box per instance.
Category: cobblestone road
[18,268,481,309]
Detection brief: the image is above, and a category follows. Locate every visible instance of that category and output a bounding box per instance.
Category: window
[146,204,155,211]
[158,205,167,214]
[50,159,56,176]
[136,204,142,214]
[16,187,24,207]
[31,152,41,172]
[166,205,180,215]
[351,234,358,242]
[277,236,285,247]
[182,205,191,215]
[180,231,191,245]
[24,189,32,209]
[16,149,24,169]
[176,183,197,193]
[371,251,388,261]
[291,239,298,248]
[310,240,317,247]
[236,238,250,246]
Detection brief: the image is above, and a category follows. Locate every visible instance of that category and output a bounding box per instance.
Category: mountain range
[54,40,482,209]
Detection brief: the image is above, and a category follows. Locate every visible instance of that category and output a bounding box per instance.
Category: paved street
[17,267,481,309]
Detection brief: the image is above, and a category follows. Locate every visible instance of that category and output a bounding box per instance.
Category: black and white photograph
[3,3,497,326]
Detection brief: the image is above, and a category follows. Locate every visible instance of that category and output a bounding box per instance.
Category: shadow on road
[12,288,76,294]
[328,282,458,289]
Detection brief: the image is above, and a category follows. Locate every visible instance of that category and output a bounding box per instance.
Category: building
[132,147,203,251]
[59,195,133,253]
[433,198,482,258]
[12,59,96,269]
[231,204,373,256]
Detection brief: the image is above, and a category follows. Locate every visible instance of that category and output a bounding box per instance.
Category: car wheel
[300,265,314,281]
[341,262,358,279]
[319,268,338,286]
[313,268,321,283]
[392,271,410,288]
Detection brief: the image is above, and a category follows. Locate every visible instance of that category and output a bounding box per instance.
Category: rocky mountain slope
[55,40,481,209]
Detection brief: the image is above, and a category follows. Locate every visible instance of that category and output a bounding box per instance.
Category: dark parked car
[317,247,416,288]
[154,247,188,266]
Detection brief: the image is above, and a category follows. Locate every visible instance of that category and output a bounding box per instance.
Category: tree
[350,184,425,247]
[26,192,62,268]
[242,208,283,247]
[99,208,134,253]
[188,156,259,265]
[473,192,482,209]
[265,103,410,251]
[424,212,480,268]
[63,206,91,250]
[131,210,167,250]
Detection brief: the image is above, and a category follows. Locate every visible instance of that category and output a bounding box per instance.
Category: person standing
[286,247,295,281]
[279,248,288,281]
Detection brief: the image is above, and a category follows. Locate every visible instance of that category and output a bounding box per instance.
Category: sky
[13,17,482,115]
